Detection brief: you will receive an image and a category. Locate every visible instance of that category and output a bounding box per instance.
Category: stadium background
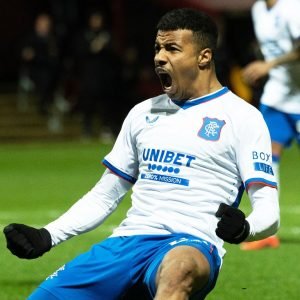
[0,1,299,299]
[0,0,255,91]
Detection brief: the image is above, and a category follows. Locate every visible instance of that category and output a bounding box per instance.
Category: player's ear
[198,48,212,68]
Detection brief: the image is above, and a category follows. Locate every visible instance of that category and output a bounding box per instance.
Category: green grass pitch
[0,141,299,299]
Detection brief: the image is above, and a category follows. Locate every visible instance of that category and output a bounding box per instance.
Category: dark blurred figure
[214,14,231,88]
[72,10,121,141]
[120,45,140,110]
[18,13,60,116]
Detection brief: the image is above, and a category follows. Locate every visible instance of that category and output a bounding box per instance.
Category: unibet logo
[142,148,196,167]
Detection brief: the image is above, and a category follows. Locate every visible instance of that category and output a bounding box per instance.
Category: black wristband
[230,220,250,244]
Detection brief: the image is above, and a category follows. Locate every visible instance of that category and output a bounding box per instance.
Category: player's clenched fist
[215,203,250,244]
[3,223,52,259]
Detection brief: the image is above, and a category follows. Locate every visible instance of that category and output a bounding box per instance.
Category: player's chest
[255,11,289,42]
[135,109,232,164]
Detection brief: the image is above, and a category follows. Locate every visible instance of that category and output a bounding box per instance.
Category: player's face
[154,29,201,101]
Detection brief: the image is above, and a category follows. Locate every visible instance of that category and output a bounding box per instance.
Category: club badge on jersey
[198,117,226,141]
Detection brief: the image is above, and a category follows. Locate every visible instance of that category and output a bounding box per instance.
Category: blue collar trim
[172,87,229,109]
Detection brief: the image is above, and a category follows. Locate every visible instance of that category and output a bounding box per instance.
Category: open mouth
[156,68,173,90]
[159,73,172,89]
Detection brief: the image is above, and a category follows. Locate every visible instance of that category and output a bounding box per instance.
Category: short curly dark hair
[157,8,218,55]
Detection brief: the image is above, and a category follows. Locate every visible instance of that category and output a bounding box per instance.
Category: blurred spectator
[72,10,122,141]
[216,12,259,105]
[18,13,60,116]
[120,45,140,111]
[214,14,232,88]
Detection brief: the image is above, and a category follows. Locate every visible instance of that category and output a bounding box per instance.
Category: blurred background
[0,0,258,143]
[1,2,300,299]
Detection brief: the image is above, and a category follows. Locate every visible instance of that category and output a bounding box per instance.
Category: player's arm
[268,39,300,67]
[244,184,279,241]
[215,104,279,244]
[215,184,279,244]
[261,38,300,70]
[3,169,132,259]
[243,39,300,85]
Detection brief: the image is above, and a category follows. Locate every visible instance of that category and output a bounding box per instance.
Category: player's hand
[3,223,52,259]
[215,203,250,244]
[242,60,272,86]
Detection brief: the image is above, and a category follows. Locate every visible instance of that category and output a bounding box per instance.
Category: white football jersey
[252,0,300,113]
[103,87,276,257]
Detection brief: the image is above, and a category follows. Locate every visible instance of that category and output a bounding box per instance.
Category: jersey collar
[171,87,229,110]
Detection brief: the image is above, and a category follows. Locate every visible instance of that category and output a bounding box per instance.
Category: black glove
[3,223,52,259]
[215,203,250,244]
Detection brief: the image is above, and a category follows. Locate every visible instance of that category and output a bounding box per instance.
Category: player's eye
[154,44,160,53]
[165,44,179,52]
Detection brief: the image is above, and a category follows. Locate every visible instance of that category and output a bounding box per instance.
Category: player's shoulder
[252,0,265,10]
[128,94,170,116]
[224,91,268,136]
[279,0,300,8]
[278,0,300,16]
[252,0,266,15]
[224,90,252,107]
[122,94,170,133]
[225,90,263,118]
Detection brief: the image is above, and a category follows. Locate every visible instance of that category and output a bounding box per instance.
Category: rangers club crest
[198,117,226,141]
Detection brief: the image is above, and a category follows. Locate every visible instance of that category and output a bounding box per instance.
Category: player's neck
[193,77,223,99]
[266,0,278,9]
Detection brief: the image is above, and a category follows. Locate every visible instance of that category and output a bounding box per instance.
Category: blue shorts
[28,233,221,300]
[260,104,300,147]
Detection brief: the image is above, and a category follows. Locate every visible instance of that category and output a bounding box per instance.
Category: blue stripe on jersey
[232,184,245,208]
[102,159,137,184]
[172,87,229,109]
[245,178,277,190]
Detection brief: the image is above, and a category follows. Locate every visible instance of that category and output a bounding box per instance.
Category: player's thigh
[28,287,59,300]
[143,235,221,299]
[290,113,300,145]
[29,237,141,299]
[260,104,294,147]
[156,245,210,293]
